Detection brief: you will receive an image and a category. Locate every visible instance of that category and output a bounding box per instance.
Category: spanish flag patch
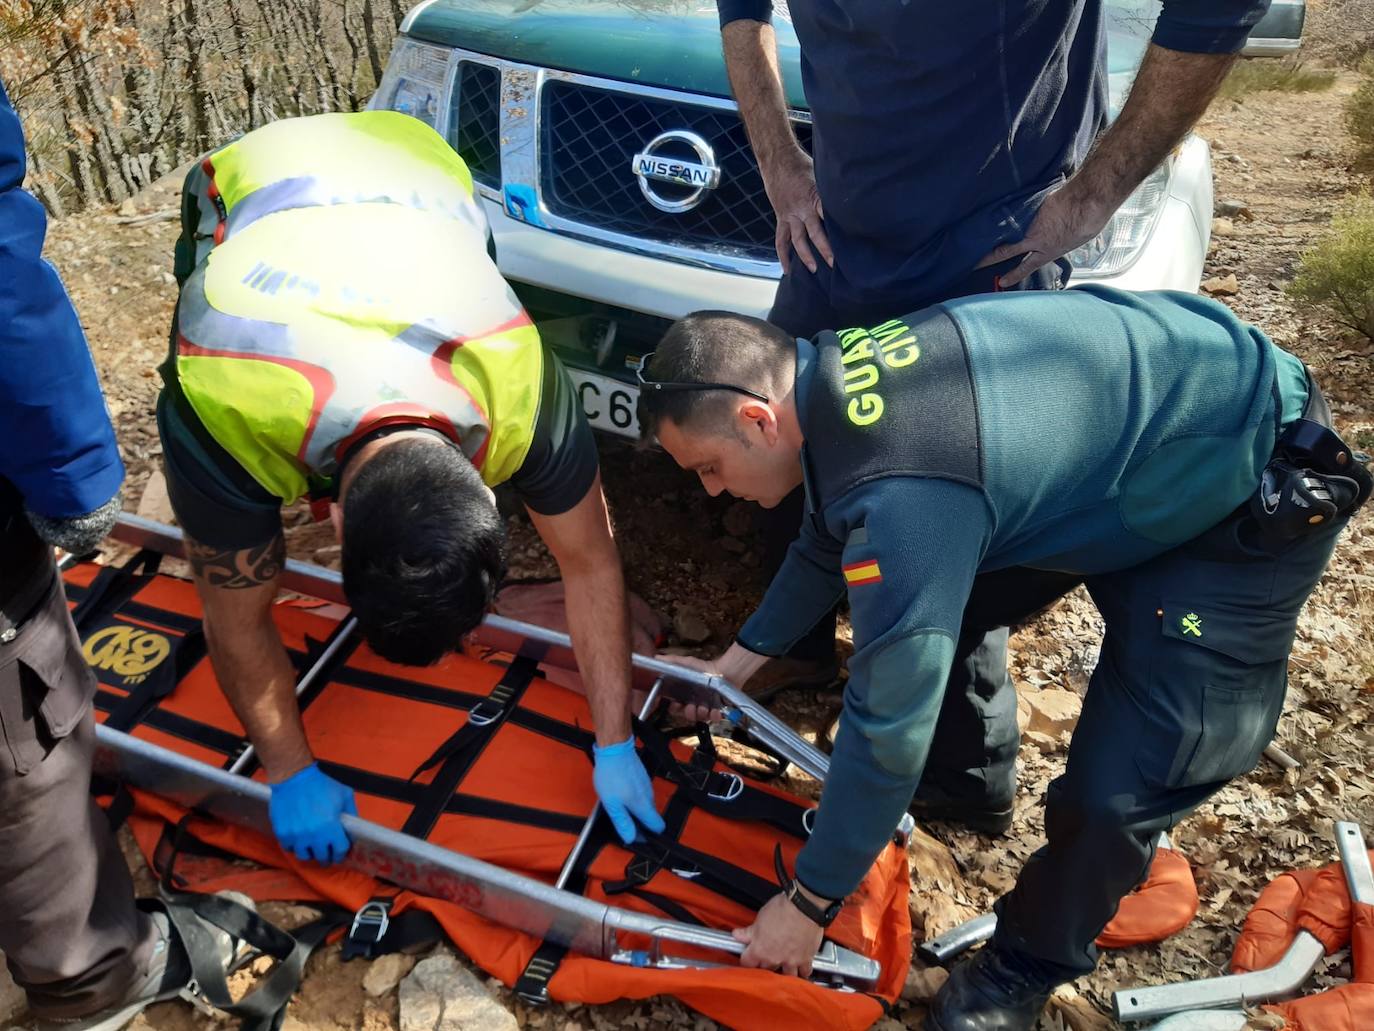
[843,559,883,586]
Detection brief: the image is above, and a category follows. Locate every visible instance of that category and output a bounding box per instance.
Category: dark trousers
[990,508,1346,974]
[764,253,1072,802]
[0,544,154,1019]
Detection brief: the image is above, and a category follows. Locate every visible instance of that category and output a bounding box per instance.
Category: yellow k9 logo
[82,625,172,684]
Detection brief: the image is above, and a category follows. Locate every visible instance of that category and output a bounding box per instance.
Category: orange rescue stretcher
[69,515,914,1031]
[1116,820,1374,1029]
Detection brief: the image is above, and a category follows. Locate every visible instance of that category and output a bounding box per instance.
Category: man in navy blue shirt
[717,0,1272,836]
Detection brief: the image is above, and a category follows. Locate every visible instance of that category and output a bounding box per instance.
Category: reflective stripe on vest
[174,113,541,502]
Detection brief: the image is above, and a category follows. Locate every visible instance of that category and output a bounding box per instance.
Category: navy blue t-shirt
[718,0,1269,313]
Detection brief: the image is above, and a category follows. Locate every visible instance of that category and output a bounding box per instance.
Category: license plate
[569,368,640,439]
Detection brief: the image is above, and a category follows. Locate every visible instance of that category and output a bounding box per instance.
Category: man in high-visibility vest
[640,288,1368,1030]
[157,112,663,865]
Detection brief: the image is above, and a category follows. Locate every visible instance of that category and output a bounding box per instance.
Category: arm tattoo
[185,536,286,589]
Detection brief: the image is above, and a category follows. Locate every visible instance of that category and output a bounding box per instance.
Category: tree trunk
[361,0,386,90]
[182,0,212,154]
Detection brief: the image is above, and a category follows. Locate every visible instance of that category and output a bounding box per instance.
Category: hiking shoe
[908,781,1015,836]
[34,891,255,1031]
[742,656,841,703]
[924,944,1058,1031]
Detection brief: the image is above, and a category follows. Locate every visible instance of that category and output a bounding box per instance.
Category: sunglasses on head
[635,353,769,403]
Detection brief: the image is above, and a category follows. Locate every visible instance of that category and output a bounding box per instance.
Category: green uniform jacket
[738,285,1311,899]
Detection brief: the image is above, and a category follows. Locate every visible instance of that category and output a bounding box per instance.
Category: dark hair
[637,310,795,444]
[341,438,505,665]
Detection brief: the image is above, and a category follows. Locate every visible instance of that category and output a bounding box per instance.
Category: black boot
[909,779,1014,836]
[924,944,1058,1031]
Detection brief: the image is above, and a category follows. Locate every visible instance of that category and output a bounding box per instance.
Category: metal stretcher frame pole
[916,834,1177,966]
[1113,821,1370,1023]
[111,513,892,802]
[95,514,894,986]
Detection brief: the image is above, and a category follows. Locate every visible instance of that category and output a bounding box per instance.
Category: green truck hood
[403,0,808,108]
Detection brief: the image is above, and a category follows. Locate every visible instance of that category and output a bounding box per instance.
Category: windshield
[1105,0,1160,114]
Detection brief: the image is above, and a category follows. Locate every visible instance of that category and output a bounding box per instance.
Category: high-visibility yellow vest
[172,111,543,503]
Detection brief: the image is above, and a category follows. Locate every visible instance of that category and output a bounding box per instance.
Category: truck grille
[451,61,500,189]
[540,80,810,261]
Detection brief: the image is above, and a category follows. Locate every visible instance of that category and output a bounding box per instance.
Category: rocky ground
[4,8,1372,1031]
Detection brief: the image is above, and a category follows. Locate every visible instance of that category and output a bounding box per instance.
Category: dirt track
[9,16,1374,1031]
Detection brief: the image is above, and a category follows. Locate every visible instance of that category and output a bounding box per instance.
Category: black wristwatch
[774,845,842,928]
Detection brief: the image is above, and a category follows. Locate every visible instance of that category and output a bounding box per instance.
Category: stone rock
[1211,216,1235,237]
[399,953,517,1031]
[901,964,949,1003]
[160,270,178,285]
[0,961,25,1023]
[1015,693,1032,735]
[117,197,138,217]
[673,605,711,643]
[1027,730,1064,755]
[1024,687,1081,737]
[1047,985,1116,1031]
[1201,273,1240,296]
[313,543,343,569]
[363,952,416,997]
[717,535,747,555]
[722,501,753,538]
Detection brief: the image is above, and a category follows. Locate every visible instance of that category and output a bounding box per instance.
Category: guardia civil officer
[158,111,662,866]
[639,287,1367,1030]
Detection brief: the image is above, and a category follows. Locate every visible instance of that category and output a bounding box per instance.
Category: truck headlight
[1067,160,1172,279]
[368,38,451,131]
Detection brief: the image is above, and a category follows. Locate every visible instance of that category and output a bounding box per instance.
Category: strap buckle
[708,772,743,803]
[467,680,517,727]
[342,901,391,960]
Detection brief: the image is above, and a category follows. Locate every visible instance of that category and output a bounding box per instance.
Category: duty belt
[1251,376,1372,541]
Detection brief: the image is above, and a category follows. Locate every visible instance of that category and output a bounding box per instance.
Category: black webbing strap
[102,627,209,733]
[635,721,815,839]
[315,760,586,835]
[664,721,791,781]
[161,890,326,1031]
[94,689,248,756]
[92,773,136,832]
[338,897,444,961]
[514,939,570,1006]
[623,887,705,927]
[409,671,524,781]
[70,549,162,630]
[291,618,363,715]
[514,816,620,1005]
[399,656,539,840]
[332,663,595,754]
[607,828,779,913]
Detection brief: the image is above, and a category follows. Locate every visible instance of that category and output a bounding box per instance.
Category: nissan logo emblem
[631,130,722,214]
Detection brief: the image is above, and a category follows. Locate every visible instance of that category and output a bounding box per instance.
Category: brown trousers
[0,557,154,1019]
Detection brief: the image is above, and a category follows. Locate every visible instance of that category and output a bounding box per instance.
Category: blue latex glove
[269,764,357,864]
[593,736,666,845]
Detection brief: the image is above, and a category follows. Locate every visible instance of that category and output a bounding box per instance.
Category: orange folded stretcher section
[64,541,913,1031]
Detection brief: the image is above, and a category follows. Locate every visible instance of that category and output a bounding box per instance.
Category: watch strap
[773,844,841,928]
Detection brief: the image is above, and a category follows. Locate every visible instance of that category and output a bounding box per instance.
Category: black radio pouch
[1250,418,1372,542]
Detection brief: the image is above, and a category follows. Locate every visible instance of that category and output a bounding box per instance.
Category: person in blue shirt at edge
[1,78,238,1030]
[716,0,1275,838]
[639,286,1370,1031]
